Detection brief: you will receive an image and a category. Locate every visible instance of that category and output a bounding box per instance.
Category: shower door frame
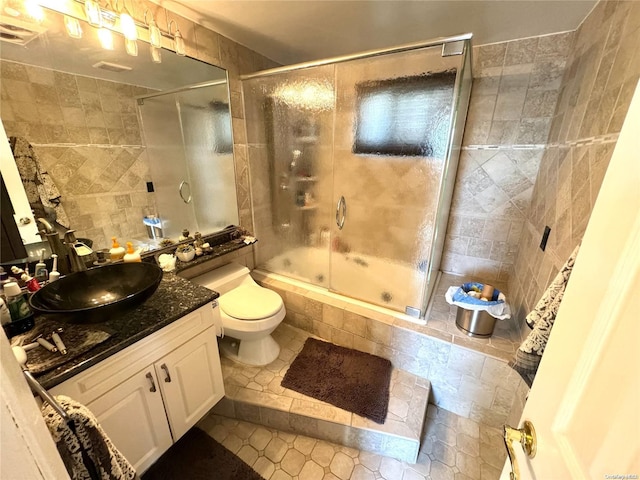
[136,77,239,239]
[242,34,473,319]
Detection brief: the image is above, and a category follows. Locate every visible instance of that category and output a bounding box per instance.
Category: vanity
[31,272,225,473]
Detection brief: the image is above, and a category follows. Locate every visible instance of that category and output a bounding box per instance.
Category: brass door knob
[503,420,537,480]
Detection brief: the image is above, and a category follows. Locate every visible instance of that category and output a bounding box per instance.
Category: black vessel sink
[29,262,163,323]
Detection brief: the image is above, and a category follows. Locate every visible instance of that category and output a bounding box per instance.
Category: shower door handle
[336,196,346,230]
[178,180,192,204]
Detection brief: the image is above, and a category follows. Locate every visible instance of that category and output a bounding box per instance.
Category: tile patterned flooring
[219,323,429,461]
[198,403,507,480]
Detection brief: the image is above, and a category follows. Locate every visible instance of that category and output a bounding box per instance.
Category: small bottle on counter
[49,254,61,282]
[110,237,126,261]
[35,249,48,282]
[123,242,142,263]
[4,282,32,322]
[21,273,41,292]
[0,298,11,327]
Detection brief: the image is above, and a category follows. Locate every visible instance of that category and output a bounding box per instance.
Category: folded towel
[10,136,70,229]
[509,244,580,387]
[41,395,137,480]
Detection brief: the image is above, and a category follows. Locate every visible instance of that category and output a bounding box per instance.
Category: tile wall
[1,61,157,249]
[441,31,574,283]
[508,0,640,339]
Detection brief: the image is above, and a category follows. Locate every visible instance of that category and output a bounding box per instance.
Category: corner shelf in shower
[295,176,318,182]
[296,205,318,211]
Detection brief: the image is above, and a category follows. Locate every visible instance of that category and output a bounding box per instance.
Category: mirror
[0,4,238,263]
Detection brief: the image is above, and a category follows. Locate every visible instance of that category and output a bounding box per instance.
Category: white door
[155,327,225,441]
[86,369,173,474]
[501,81,640,478]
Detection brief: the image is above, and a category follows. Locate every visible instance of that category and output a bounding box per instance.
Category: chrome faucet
[36,219,93,274]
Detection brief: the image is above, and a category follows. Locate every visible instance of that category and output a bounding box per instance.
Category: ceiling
[155,0,597,66]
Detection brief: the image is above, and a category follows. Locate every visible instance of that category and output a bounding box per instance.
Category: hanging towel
[41,395,137,480]
[509,245,580,387]
[9,136,70,229]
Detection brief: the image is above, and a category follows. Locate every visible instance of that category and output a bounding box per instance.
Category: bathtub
[257,246,428,323]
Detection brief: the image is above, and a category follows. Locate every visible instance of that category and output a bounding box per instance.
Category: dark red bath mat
[281,337,392,424]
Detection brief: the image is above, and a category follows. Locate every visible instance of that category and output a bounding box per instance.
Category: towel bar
[23,370,69,422]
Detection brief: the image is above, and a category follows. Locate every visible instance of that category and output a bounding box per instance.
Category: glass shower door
[138,94,196,239]
[138,82,238,239]
[243,66,336,286]
[330,44,463,314]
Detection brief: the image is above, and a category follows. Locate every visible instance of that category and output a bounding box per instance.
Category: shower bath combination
[243,35,473,319]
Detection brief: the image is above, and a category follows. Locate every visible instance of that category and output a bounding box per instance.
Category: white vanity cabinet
[50,303,224,473]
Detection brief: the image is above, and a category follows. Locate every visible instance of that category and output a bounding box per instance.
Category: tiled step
[211,324,430,463]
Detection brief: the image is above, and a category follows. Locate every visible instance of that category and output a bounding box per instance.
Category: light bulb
[98,27,114,50]
[84,0,102,27]
[64,15,82,39]
[120,10,137,41]
[125,38,138,56]
[148,17,161,48]
[174,28,185,56]
[150,45,161,64]
[25,0,44,23]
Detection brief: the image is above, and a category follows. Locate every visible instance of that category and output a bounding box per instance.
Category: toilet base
[219,334,281,366]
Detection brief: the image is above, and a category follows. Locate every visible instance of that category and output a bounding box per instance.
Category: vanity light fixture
[83,0,102,27]
[117,0,137,41]
[64,15,82,38]
[97,26,114,50]
[144,10,161,48]
[24,0,44,23]
[125,37,137,56]
[168,19,185,56]
[33,1,181,60]
[150,45,162,63]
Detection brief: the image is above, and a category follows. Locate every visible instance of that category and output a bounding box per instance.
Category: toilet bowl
[190,263,286,366]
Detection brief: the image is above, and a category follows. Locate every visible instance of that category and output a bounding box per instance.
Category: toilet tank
[190,263,251,296]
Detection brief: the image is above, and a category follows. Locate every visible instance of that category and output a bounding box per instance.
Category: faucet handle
[63,230,77,244]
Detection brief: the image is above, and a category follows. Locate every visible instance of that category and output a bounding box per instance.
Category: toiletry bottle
[0,298,11,326]
[4,282,32,321]
[110,237,126,261]
[35,249,48,282]
[49,254,60,282]
[123,242,142,263]
[21,273,41,292]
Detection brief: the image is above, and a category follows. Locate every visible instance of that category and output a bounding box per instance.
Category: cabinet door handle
[160,363,172,383]
[145,372,157,392]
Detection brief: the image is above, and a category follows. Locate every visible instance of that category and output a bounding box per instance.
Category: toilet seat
[219,285,283,320]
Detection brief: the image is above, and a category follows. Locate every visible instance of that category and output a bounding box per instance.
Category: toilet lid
[219,285,283,320]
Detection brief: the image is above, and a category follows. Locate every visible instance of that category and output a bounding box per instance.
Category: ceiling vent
[0,15,47,46]
[92,61,132,73]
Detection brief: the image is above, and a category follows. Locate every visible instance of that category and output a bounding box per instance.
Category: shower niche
[244,36,473,317]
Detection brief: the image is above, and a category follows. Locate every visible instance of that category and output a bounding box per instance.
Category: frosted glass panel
[138,95,196,239]
[138,83,238,240]
[245,40,471,316]
[244,66,335,286]
[331,45,460,312]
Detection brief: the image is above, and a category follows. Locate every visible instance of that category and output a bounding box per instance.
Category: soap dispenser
[123,242,141,263]
[110,237,126,261]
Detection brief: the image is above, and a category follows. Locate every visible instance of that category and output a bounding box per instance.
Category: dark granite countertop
[29,273,218,389]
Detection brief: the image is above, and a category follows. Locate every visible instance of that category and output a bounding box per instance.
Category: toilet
[190,263,286,366]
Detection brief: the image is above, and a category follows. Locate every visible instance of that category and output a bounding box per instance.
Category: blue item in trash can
[452,282,503,305]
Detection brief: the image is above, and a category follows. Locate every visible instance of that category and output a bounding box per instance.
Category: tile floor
[218,323,429,461]
[198,403,507,480]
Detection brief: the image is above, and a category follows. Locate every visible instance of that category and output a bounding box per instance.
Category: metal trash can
[455,307,497,338]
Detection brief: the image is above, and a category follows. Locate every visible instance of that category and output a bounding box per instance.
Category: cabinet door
[154,327,224,441]
[86,369,172,474]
